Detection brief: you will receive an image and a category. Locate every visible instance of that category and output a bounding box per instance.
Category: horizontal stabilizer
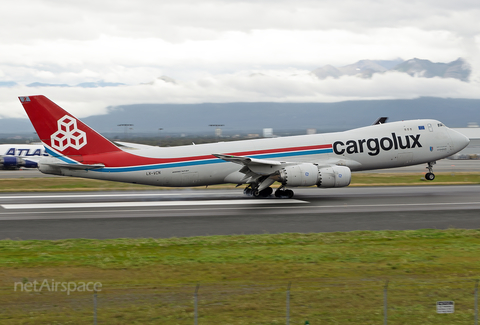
[44,163,105,170]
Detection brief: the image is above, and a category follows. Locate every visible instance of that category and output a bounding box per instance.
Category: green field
[2,230,480,324]
[1,171,480,191]
[1,173,480,323]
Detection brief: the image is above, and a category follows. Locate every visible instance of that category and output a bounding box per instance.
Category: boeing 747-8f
[19,95,470,198]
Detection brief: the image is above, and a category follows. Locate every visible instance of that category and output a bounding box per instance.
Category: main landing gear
[425,161,436,181]
[274,188,294,199]
[244,185,294,198]
[244,186,272,197]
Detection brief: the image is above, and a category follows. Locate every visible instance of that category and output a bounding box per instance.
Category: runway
[1,158,479,179]
[1,185,479,240]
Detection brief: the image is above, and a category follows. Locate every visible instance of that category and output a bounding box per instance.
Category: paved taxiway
[0,185,479,240]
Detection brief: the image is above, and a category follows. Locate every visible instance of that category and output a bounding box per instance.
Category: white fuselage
[39,119,469,187]
[0,144,48,159]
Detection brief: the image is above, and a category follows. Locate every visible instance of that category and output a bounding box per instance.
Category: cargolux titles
[333,133,422,156]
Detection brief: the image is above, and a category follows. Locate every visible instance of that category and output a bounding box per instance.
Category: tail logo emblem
[51,116,87,151]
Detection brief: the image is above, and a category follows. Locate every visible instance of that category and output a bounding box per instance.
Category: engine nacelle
[1,156,22,168]
[276,163,320,187]
[317,166,351,188]
[0,156,38,169]
[23,159,38,168]
[275,164,351,188]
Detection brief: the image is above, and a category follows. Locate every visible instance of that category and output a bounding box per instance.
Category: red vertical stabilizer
[19,95,121,158]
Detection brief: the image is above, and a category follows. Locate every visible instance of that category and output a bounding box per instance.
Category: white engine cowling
[275,164,351,188]
[317,166,351,188]
[276,163,320,187]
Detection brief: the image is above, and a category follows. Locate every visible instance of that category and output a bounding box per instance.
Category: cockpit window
[437,123,444,127]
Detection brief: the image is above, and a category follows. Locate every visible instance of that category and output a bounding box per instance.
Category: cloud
[0,28,468,85]
[4,1,480,38]
[0,0,479,116]
[2,71,480,119]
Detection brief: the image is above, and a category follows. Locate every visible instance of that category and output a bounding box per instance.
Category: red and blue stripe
[45,144,333,173]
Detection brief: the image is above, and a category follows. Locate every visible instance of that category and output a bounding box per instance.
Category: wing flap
[213,153,282,166]
[214,153,285,176]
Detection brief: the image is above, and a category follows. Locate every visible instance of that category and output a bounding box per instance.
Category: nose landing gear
[425,161,436,181]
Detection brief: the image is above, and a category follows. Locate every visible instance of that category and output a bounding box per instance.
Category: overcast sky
[1,0,480,118]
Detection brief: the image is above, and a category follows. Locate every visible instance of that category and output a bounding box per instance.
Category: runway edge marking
[1,199,308,210]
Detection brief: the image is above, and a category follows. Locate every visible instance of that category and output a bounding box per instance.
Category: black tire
[425,173,435,181]
[285,189,294,198]
[260,187,273,197]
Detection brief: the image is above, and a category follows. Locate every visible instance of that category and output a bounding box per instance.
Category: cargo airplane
[0,144,48,169]
[20,95,470,198]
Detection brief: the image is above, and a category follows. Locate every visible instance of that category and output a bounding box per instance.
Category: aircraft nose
[448,128,470,152]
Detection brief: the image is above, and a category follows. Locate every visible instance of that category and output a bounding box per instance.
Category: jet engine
[274,163,351,188]
[316,166,351,188]
[0,156,38,170]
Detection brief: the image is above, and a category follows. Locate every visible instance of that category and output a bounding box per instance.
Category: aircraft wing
[215,153,353,190]
[213,154,282,167]
[214,153,289,184]
[214,153,360,171]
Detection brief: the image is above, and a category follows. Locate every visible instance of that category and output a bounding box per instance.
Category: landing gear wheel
[425,161,436,181]
[251,187,273,198]
[285,189,294,198]
[425,172,435,181]
[274,188,294,198]
[244,188,252,196]
[259,187,273,197]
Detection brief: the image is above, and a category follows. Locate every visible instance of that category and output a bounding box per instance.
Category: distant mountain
[392,58,471,81]
[24,81,125,88]
[2,98,480,137]
[76,81,125,88]
[0,81,18,87]
[310,65,343,79]
[312,59,404,79]
[1,57,472,89]
[27,82,71,88]
[142,76,177,85]
[79,97,480,136]
[312,58,471,81]
[337,60,390,77]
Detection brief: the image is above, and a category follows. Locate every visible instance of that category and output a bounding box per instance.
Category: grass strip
[1,229,480,324]
[1,172,480,191]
